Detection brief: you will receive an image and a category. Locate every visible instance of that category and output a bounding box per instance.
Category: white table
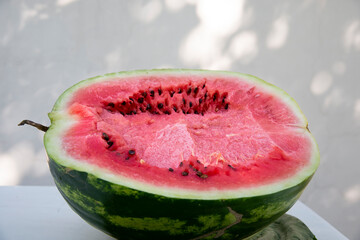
[0,186,348,240]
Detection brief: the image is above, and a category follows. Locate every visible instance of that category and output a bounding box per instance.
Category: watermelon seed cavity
[103,84,230,118]
[186,87,191,95]
[150,90,155,97]
[107,141,113,147]
[194,87,199,95]
[102,132,109,141]
[181,171,189,176]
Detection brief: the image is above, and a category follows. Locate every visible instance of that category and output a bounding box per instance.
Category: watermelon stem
[18,119,49,132]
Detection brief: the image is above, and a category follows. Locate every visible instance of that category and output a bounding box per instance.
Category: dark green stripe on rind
[49,158,313,240]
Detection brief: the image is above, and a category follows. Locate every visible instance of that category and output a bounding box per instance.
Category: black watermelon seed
[196,171,203,177]
[146,104,152,110]
[197,160,201,164]
[194,110,199,114]
[194,87,199,95]
[107,102,115,107]
[182,110,186,114]
[138,97,144,103]
[173,106,178,112]
[222,98,225,104]
[164,110,170,115]
[129,149,135,155]
[228,164,236,170]
[158,103,164,109]
[170,91,175,97]
[204,92,208,99]
[201,174,208,179]
[182,171,189,176]
[129,98,134,102]
[169,168,174,172]
[122,101,126,106]
[119,111,125,116]
[132,111,137,115]
[182,98,186,105]
[102,132,110,141]
[158,89,163,95]
[150,90,155,97]
[107,141,114,147]
[178,88,183,94]
[225,103,229,110]
[202,83,206,89]
[125,156,130,160]
[213,94,217,101]
[199,98,203,104]
[179,162,183,167]
[186,87,192,95]
[189,102,193,108]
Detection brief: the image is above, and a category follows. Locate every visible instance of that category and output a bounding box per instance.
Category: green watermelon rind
[49,157,314,240]
[44,69,319,200]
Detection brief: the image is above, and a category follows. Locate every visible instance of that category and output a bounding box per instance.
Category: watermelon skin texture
[49,158,313,240]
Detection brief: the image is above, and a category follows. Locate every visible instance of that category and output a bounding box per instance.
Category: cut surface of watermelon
[45,69,319,199]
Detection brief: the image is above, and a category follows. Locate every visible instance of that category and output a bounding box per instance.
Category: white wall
[1,0,359,238]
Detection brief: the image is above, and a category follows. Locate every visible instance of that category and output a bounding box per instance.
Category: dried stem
[18,120,49,132]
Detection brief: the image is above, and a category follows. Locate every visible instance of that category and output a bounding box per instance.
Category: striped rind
[49,157,314,240]
[44,69,320,200]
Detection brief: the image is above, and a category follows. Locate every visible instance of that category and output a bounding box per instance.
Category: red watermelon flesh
[59,73,314,193]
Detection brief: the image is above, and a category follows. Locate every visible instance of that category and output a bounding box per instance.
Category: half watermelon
[43,69,319,239]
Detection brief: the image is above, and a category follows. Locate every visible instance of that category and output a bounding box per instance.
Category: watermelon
[27,69,319,239]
